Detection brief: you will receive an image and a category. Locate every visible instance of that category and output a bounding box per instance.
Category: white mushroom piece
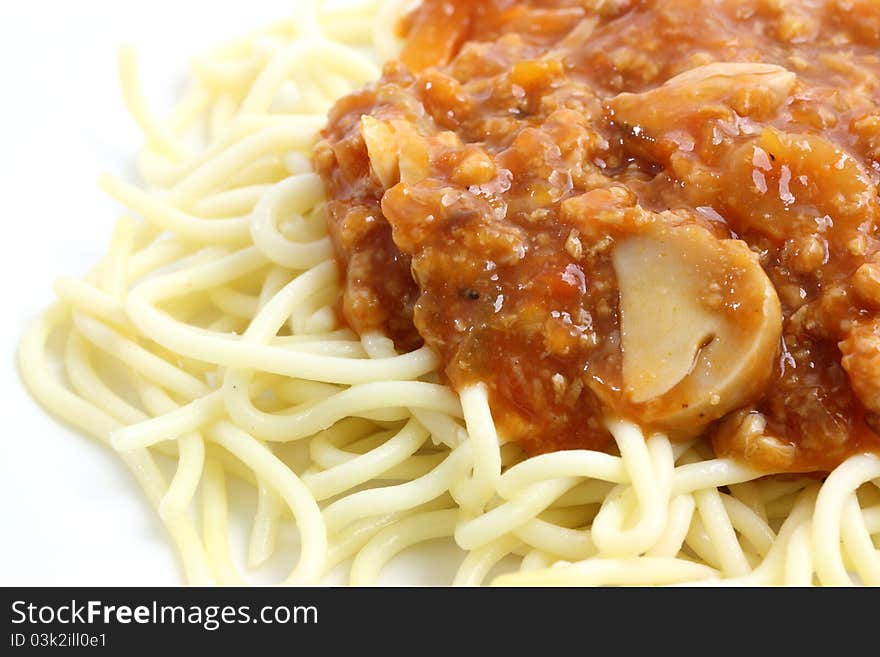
[360,115,431,188]
[613,222,782,435]
[608,62,798,164]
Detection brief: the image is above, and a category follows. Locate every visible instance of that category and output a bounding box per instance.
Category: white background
[0,0,464,585]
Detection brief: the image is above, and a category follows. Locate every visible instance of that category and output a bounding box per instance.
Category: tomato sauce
[315,0,880,473]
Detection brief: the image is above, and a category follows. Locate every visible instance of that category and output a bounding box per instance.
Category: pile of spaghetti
[19,0,880,585]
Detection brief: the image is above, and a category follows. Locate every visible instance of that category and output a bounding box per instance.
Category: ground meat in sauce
[314,0,880,473]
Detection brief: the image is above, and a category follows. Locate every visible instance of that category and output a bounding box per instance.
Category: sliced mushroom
[608,62,797,163]
[613,222,782,434]
[360,116,430,189]
[360,115,398,188]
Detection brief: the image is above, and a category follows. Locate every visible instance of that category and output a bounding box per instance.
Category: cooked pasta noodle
[18,0,880,586]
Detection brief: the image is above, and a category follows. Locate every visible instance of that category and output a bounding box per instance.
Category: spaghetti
[18,0,880,586]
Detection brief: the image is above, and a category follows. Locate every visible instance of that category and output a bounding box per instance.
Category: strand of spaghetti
[296,70,335,114]
[118,45,191,162]
[359,332,468,449]
[326,513,404,572]
[646,494,696,558]
[453,535,522,587]
[207,287,260,319]
[411,408,466,448]
[374,0,407,60]
[497,450,628,499]
[259,340,367,357]
[54,277,129,327]
[133,212,168,244]
[720,494,775,558]
[454,478,579,551]
[168,86,213,134]
[765,492,800,520]
[813,454,880,585]
[65,333,148,426]
[453,384,502,512]
[720,486,818,586]
[250,174,332,268]
[513,518,596,561]
[293,0,324,39]
[126,262,439,384]
[321,0,379,43]
[553,480,616,508]
[241,260,336,339]
[207,421,326,584]
[194,184,273,217]
[325,496,456,571]
[226,379,461,441]
[304,419,429,500]
[128,237,194,282]
[122,378,208,521]
[169,124,322,206]
[671,458,766,496]
[19,307,213,584]
[312,428,448,478]
[308,66,354,103]
[204,18,293,60]
[300,70,344,114]
[759,477,813,504]
[226,153,289,188]
[160,431,205,520]
[322,443,472,534]
[275,378,343,403]
[127,244,269,300]
[123,446,214,585]
[349,509,460,586]
[684,516,722,569]
[20,307,118,442]
[248,481,284,568]
[111,390,223,450]
[865,505,880,532]
[295,303,338,337]
[192,50,266,93]
[208,315,245,335]
[784,522,814,586]
[374,452,448,481]
[210,97,241,158]
[101,175,252,244]
[72,312,209,400]
[136,114,324,190]
[840,494,880,585]
[728,481,768,522]
[520,549,556,572]
[308,419,380,464]
[693,487,751,577]
[493,557,719,587]
[239,39,378,117]
[258,266,296,309]
[590,426,672,555]
[283,151,314,177]
[102,215,138,298]
[325,428,409,457]
[202,459,244,584]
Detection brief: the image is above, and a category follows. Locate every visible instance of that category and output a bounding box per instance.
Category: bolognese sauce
[314,0,880,473]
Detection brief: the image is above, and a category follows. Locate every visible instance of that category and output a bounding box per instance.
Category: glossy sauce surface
[315,0,880,472]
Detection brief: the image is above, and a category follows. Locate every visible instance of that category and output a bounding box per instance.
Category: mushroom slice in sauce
[360,116,431,188]
[608,62,797,163]
[613,222,783,433]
